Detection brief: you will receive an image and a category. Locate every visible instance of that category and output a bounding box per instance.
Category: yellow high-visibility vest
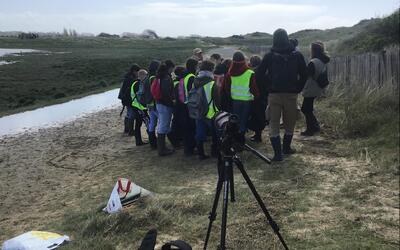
[203,80,218,119]
[131,81,146,110]
[183,73,195,104]
[230,69,254,101]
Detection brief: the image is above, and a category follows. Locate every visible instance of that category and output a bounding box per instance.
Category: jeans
[195,118,218,144]
[231,100,251,133]
[148,106,158,133]
[156,103,173,134]
[126,105,134,119]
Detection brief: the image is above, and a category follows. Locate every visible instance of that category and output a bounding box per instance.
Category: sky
[0,0,398,37]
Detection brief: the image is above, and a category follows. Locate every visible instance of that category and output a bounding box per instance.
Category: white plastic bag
[2,231,69,250]
[104,182,123,214]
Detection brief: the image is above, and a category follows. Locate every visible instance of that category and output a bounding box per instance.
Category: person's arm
[249,73,260,98]
[255,54,268,88]
[307,61,315,77]
[297,53,308,92]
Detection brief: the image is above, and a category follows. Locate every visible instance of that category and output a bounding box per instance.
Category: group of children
[118,28,330,162]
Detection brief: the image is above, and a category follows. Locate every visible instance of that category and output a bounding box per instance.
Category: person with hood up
[193,60,220,160]
[155,60,175,156]
[222,51,259,142]
[301,41,330,136]
[256,28,307,161]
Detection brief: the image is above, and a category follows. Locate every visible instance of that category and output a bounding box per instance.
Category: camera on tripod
[214,111,243,155]
[204,112,287,250]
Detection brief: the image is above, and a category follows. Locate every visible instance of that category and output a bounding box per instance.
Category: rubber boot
[148,131,157,150]
[157,134,174,156]
[197,142,209,160]
[250,131,262,143]
[124,117,129,133]
[167,132,181,149]
[135,126,147,146]
[282,134,296,155]
[270,136,283,161]
[127,118,135,136]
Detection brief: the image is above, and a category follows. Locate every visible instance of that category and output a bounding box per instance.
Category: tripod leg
[203,179,223,250]
[234,159,289,250]
[220,179,229,250]
[229,166,235,202]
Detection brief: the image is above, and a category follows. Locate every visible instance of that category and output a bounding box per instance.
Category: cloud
[0,1,364,36]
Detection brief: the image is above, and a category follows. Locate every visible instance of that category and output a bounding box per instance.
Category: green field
[0,37,206,116]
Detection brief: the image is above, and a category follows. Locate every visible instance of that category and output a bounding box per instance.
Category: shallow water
[0,89,120,137]
[0,48,44,57]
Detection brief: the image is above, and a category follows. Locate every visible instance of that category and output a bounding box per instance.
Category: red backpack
[150,78,162,101]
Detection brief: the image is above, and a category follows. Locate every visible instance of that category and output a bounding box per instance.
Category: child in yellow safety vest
[193,60,220,160]
[130,69,148,146]
[222,51,259,143]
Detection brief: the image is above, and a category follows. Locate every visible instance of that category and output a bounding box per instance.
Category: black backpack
[118,80,133,107]
[316,66,329,88]
[268,51,300,93]
[138,75,156,106]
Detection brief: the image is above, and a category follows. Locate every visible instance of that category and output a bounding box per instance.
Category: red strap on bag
[117,178,132,199]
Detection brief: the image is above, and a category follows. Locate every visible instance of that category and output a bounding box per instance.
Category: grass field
[0,37,206,116]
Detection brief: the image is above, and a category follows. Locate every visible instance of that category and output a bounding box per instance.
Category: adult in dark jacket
[180,58,198,156]
[301,41,330,136]
[256,29,307,161]
[247,55,267,143]
[222,51,259,142]
[118,64,140,135]
[193,60,220,159]
[155,60,175,156]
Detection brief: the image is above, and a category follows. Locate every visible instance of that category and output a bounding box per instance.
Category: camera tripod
[203,144,289,250]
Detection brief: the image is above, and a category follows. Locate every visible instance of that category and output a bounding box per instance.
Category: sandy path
[0,107,398,247]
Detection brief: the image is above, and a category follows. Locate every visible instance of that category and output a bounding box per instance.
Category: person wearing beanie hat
[256,28,307,162]
[192,48,203,63]
[221,51,259,143]
[301,41,330,136]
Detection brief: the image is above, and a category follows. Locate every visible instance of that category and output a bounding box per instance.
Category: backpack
[187,86,210,120]
[313,61,330,88]
[118,80,133,107]
[177,78,186,103]
[150,78,162,101]
[268,51,300,92]
[139,76,156,105]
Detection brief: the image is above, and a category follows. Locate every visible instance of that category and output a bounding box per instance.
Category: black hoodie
[256,29,307,93]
